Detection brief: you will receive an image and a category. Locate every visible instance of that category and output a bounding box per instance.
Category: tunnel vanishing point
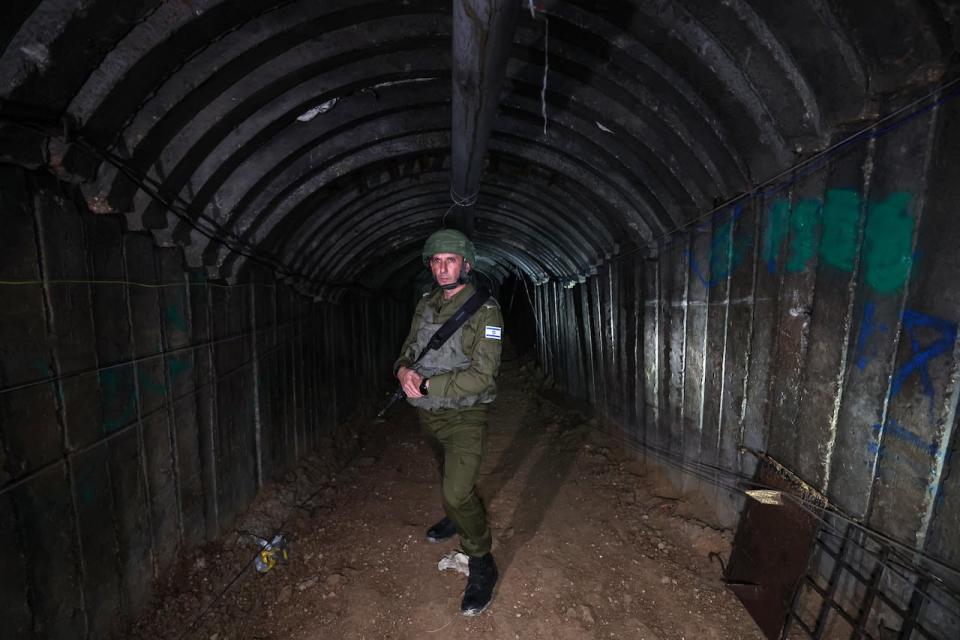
[1,1,960,638]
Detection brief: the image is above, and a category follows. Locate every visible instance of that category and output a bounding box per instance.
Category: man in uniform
[393,229,503,616]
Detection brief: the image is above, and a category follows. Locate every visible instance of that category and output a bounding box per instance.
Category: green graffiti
[763,200,791,273]
[864,192,915,294]
[99,369,137,433]
[164,289,189,332]
[708,217,751,283]
[820,189,861,272]
[138,369,166,396]
[786,199,821,272]
[697,189,915,295]
[168,356,192,379]
[709,220,734,276]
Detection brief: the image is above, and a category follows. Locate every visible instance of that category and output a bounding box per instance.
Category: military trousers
[418,404,491,557]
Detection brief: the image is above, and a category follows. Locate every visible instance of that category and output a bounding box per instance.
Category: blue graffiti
[871,420,938,457]
[854,307,957,419]
[854,303,889,370]
[686,207,750,288]
[869,420,949,508]
[890,310,958,405]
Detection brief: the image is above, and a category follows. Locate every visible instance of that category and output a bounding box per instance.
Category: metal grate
[781,515,959,640]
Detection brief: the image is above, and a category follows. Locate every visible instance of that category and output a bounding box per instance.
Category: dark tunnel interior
[2,1,960,638]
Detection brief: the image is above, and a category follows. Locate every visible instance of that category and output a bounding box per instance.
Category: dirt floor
[125,349,765,640]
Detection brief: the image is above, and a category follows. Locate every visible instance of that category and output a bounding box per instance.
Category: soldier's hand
[397,366,424,398]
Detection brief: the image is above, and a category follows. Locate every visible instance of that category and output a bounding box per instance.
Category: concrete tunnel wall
[0,167,408,638]
[2,0,960,638]
[533,94,960,634]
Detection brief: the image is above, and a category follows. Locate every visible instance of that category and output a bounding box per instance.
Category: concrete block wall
[533,93,960,632]
[0,166,406,639]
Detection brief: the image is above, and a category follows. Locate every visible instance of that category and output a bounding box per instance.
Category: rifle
[377,288,489,419]
[377,387,407,419]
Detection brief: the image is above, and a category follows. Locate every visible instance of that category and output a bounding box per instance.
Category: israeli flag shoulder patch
[484,325,502,340]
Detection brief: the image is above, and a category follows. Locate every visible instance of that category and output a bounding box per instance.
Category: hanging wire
[441,185,479,226]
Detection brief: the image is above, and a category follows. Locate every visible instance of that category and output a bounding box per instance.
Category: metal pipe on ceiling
[450,0,521,238]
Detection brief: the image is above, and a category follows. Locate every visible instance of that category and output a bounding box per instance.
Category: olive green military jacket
[393,283,503,409]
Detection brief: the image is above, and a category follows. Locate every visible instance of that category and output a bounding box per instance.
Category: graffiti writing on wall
[99,355,193,432]
[855,304,958,420]
[857,305,957,506]
[686,206,751,288]
[869,419,950,504]
[689,190,917,294]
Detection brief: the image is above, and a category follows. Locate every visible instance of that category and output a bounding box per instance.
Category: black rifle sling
[415,289,489,363]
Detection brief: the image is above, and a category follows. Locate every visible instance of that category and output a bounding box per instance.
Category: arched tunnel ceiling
[0,0,956,299]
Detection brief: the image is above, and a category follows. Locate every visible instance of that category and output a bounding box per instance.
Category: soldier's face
[430,252,470,287]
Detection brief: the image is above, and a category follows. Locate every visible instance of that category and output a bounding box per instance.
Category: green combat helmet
[422,229,476,290]
[422,229,476,266]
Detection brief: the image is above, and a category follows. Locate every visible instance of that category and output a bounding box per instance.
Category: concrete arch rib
[190,118,658,278]
[69,0,447,145]
[176,47,699,245]
[196,102,453,257]
[270,169,615,276]
[709,0,823,136]
[311,199,583,282]
[498,91,697,222]
[623,1,796,159]
[547,1,782,173]
[181,86,676,273]
[509,24,730,209]
[365,243,535,299]
[307,201,577,287]
[313,224,549,300]
[359,237,550,294]
[95,19,450,212]
[488,134,658,243]
[209,99,670,272]
[139,60,449,230]
[267,177,605,282]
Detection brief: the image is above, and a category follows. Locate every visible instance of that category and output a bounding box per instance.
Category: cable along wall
[533,88,960,637]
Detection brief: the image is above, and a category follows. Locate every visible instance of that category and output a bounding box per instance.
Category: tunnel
[1,1,959,638]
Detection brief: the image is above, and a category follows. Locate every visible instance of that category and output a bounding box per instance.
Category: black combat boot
[460,553,498,616]
[426,516,457,543]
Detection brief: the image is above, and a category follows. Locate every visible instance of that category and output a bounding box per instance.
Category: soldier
[393,229,503,616]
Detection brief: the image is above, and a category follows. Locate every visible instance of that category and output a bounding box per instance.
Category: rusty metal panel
[726,456,826,639]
